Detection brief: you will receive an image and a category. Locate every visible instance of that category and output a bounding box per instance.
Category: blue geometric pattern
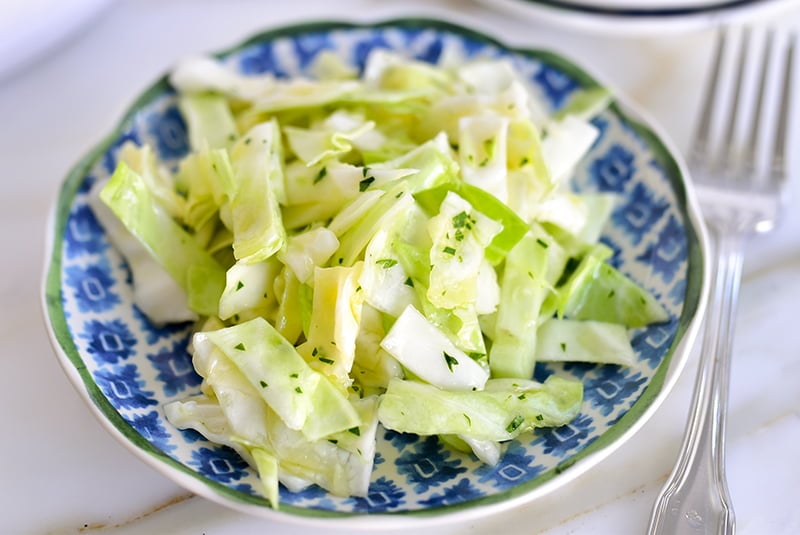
[419,478,483,507]
[395,436,468,493]
[126,411,177,454]
[535,64,580,109]
[582,366,648,417]
[239,42,288,77]
[64,260,119,313]
[637,214,687,284]
[533,414,596,457]
[292,32,334,69]
[613,182,670,246]
[189,446,250,484]
[81,319,137,365]
[52,22,698,518]
[590,143,637,193]
[147,339,202,396]
[64,204,108,259]
[93,365,156,410]
[344,476,407,513]
[146,104,188,162]
[477,441,545,489]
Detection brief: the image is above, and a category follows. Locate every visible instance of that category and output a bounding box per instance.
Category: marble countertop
[2,1,799,533]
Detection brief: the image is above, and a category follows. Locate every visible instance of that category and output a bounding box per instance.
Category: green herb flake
[259,380,268,388]
[319,356,335,365]
[338,257,344,265]
[452,211,470,228]
[234,342,246,351]
[506,415,525,434]
[404,277,414,287]
[454,229,464,242]
[467,351,485,360]
[520,157,530,166]
[535,414,544,421]
[328,439,339,444]
[443,351,459,372]
[348,426,361,436]
[295,386,303,394]
[235,280,244,291]
[608,289,616,298]
[442,246,456,256]
[359,176,375,192]
[463,413,472,426]
[536,238,549,249]
[518,393,527,400]
[376,258,398,269]
[311,347,318,357]
[290,373,299,379]
[560,342,567,352]
[244,137,252,145]
[314,166,327,184]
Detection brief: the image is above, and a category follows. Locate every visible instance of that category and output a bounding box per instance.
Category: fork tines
[692,26,795,186]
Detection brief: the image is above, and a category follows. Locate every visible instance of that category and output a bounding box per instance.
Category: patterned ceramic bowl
[42,18,707,528]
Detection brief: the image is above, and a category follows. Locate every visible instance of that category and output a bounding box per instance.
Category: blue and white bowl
[42,18,707,528]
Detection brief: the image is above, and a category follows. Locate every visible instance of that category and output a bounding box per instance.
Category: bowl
[42,18,707,528]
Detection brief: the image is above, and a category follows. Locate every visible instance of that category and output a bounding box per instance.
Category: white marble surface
[2,1,799,534]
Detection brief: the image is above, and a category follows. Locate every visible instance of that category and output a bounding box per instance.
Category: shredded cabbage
[92,48,671,507]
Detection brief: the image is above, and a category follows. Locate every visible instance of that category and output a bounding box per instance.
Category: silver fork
[647,27,794,535]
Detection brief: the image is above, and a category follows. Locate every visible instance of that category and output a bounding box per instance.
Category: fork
[647,27,794,535]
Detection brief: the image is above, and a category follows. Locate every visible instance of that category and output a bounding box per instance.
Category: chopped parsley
[443,351,459,372]
[506,415,525,434]
[359,176,375,191]
[452,211,469,228]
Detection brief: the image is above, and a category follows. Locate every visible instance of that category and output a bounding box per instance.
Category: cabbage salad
[90,47,669,507]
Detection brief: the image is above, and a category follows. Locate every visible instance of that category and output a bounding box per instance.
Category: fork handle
[648,229,744,535]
